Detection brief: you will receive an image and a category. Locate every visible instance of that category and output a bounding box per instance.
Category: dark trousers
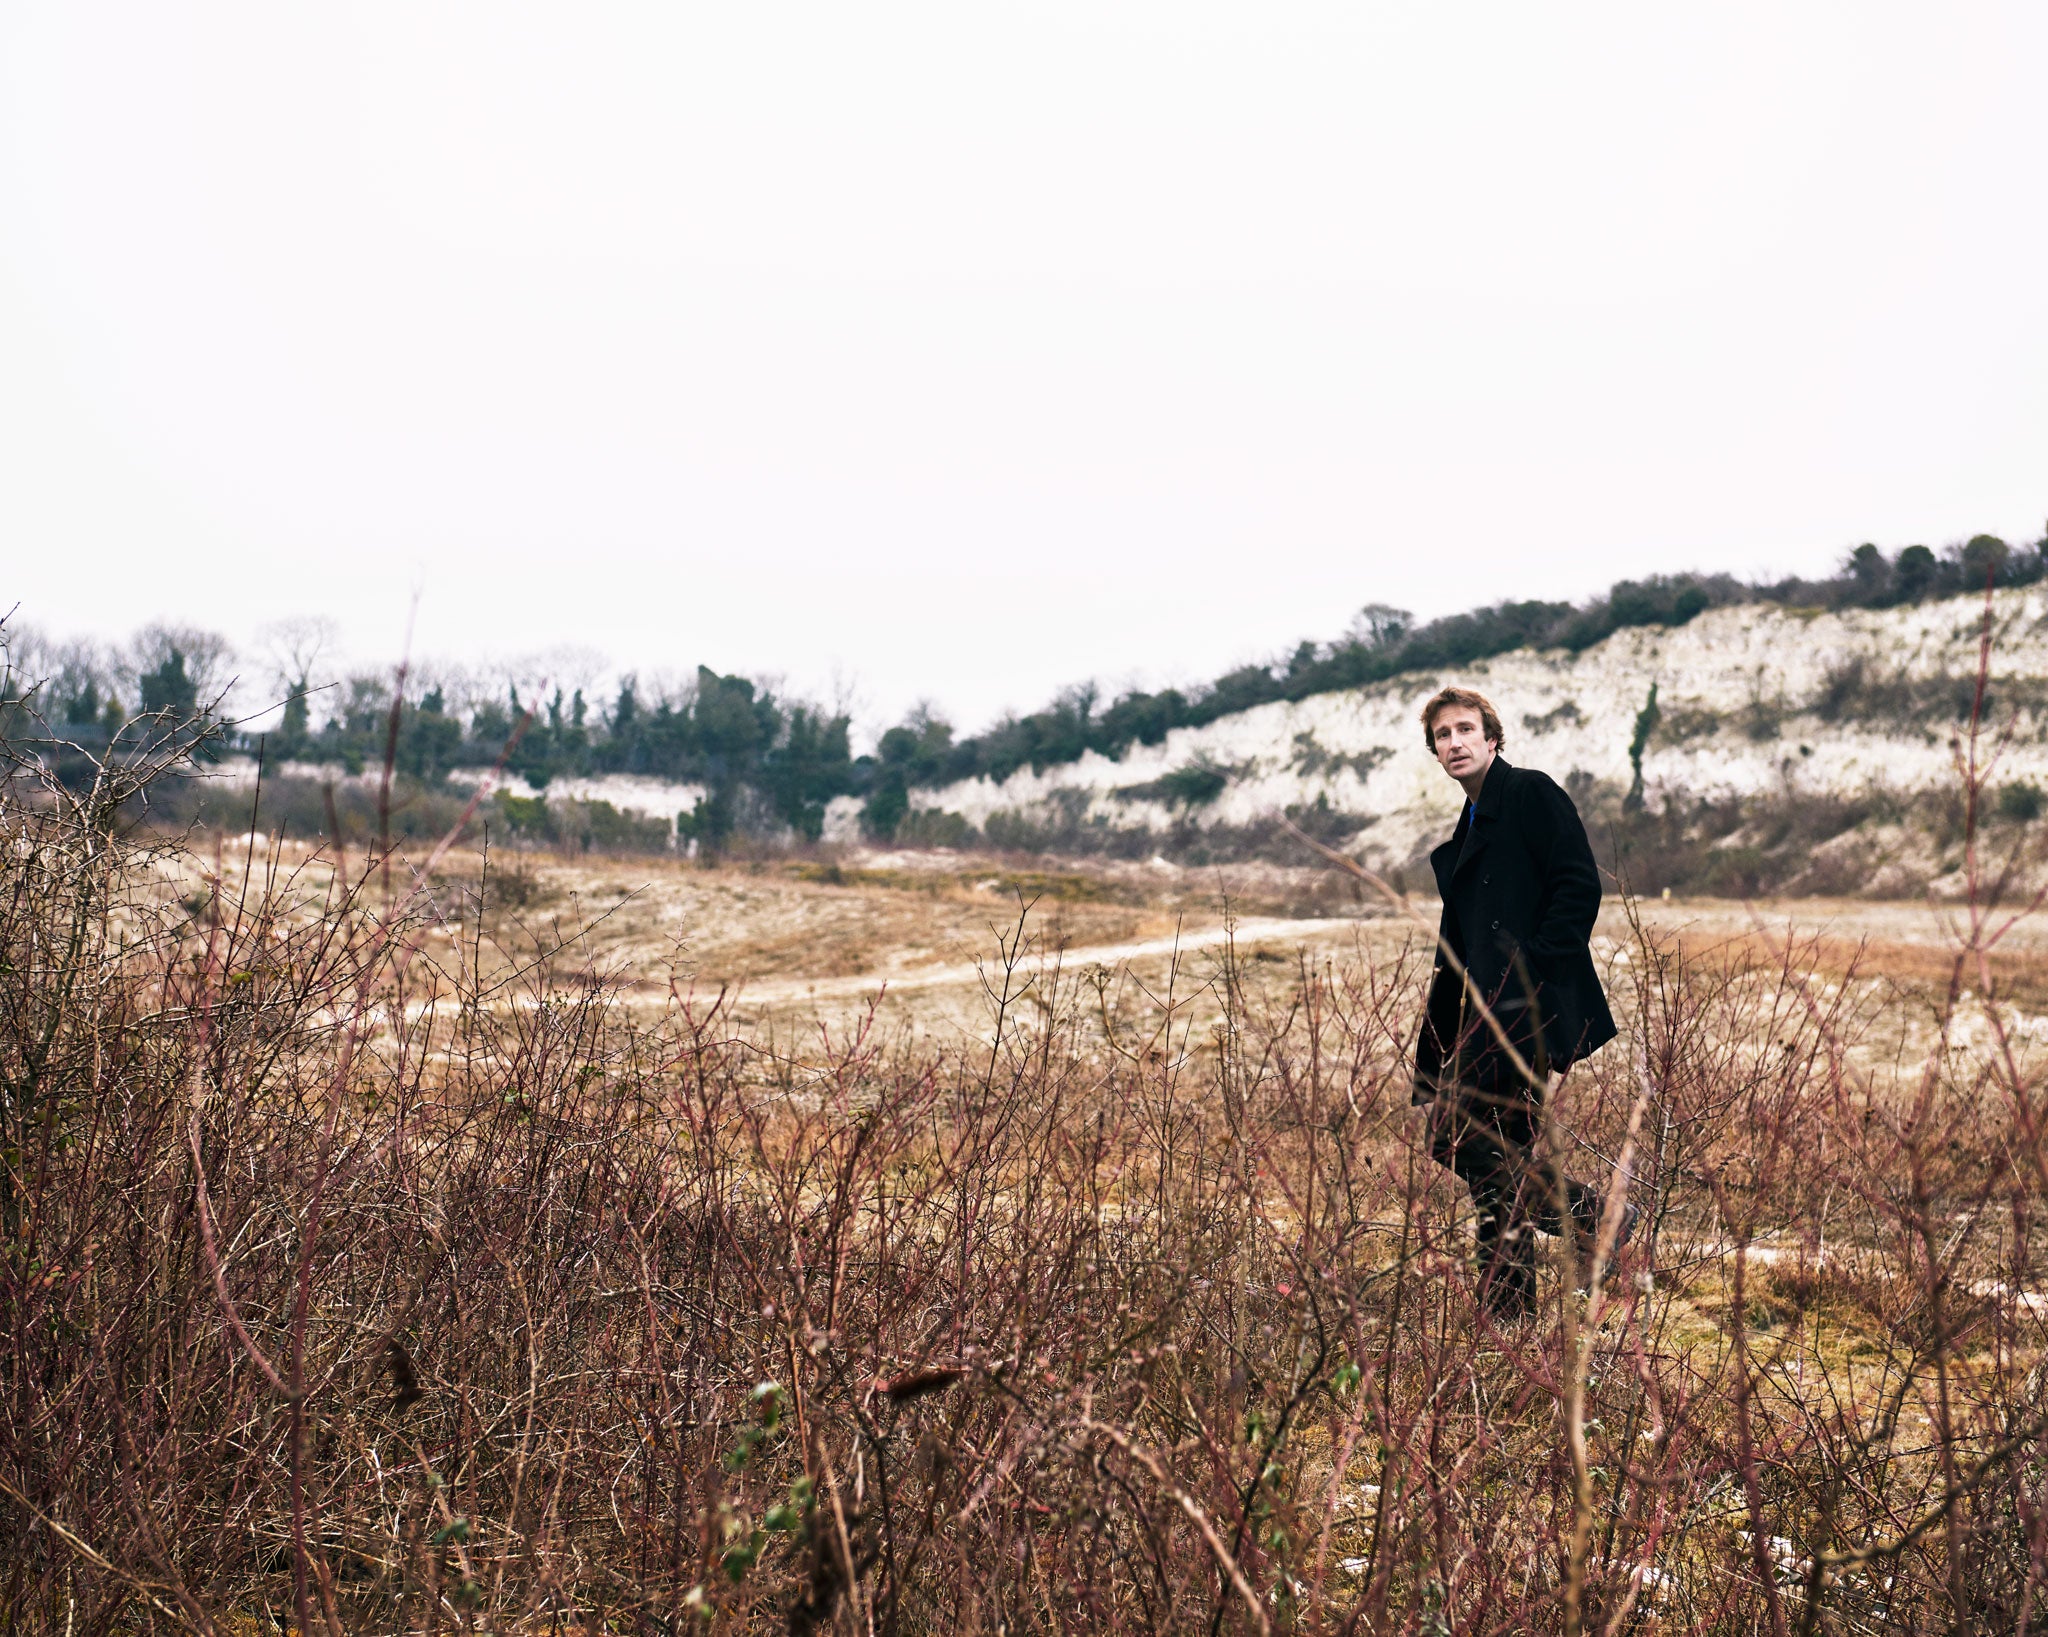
[1426,1006,1602,1313]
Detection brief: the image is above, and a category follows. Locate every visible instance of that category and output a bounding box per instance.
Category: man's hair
[1420,686,1506,754]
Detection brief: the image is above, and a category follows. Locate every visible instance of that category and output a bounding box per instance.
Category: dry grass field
[6,794,2048,1633]
[164,830,2048,1050]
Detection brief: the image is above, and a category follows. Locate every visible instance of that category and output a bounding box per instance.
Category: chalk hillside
[885,586,2048,895]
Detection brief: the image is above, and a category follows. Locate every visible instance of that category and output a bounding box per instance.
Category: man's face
[1430,706,1497,787]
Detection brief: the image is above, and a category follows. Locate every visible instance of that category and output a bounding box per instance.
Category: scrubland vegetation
[3,655,2047,1633]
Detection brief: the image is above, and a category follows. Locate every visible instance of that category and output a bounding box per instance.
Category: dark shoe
[1566,1200,1640,1293]
[1574,1198,1639,1257]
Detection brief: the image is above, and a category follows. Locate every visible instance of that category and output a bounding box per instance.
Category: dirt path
[732,915,1370,1006]
[721,890,2048,1013]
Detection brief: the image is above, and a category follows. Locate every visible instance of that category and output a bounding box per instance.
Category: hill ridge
[892,586,2048,898]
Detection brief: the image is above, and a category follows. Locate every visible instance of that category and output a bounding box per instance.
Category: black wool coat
[1413,756,1617,1092]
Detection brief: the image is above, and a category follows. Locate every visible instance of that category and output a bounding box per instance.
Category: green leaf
[723,1425,765,1472]
[721,1529,766,1582]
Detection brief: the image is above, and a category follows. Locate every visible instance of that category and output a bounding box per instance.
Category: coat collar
[1470,754,1512,818]
[1451,755,1511,877]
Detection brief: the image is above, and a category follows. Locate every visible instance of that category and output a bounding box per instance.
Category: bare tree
[258,616,338,701]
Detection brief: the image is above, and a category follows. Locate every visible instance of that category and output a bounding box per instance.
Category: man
[1412,686,1627,1319]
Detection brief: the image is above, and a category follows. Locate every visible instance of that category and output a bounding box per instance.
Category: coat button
[1491,919,1500,930]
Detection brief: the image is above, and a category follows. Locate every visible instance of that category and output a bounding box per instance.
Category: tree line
[6,526,2041,844]
[1,625,854,845]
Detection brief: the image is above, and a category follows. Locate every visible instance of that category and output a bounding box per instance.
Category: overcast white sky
[3,3,2044,736]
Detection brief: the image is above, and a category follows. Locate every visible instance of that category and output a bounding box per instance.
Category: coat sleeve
[1518,774,1602,967]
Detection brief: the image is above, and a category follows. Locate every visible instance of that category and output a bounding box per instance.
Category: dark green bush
[897,808,977,848]
[1118,759,1233,808]
[1997,782,2043,823]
